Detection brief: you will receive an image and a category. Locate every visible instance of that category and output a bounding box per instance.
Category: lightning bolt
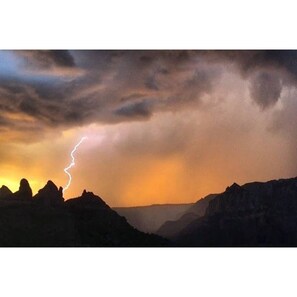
[63,136,88,193]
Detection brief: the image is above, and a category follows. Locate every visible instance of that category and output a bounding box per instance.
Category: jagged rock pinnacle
[34,180,64,206]
[0,185,12,199]
[13,178,33,200]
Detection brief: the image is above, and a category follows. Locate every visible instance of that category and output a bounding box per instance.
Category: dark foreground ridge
[0,179,169,247]
[2,176,297,247]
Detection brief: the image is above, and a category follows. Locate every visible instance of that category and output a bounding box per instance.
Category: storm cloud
[249,71,282,109]
[18,50,76,69]
[0,50,297,143]
[1,50,297,205]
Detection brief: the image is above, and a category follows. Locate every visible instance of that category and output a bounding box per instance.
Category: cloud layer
[1,50,297,206]
[1,50,296,142]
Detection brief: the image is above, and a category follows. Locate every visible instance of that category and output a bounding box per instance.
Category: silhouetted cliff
[3,176,297,246]
[0,179,168,247]
[11,178,32,200]
[34,180,64,206]
[175,177,297,246]
[0,186,12,198]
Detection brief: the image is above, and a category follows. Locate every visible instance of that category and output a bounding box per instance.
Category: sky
[0,50,297,207]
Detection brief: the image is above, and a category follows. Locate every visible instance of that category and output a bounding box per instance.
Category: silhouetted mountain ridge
[66,190,109,209]
[2,176,297,246]
[0,179,168,247]
[175,176,297,246]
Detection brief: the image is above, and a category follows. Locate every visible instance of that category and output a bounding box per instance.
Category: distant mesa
[34,180,64,206]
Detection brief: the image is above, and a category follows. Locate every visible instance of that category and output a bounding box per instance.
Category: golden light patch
[119,156,185,206]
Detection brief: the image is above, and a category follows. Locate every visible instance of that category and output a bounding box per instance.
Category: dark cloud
[1,50,297,143]
[115,100,153,119]
[145,75,159,90]
[0,51,219,130]
[199,50,297,108]
[249,71,282,109]
[17,50,75,69]
[200,50,297,78]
